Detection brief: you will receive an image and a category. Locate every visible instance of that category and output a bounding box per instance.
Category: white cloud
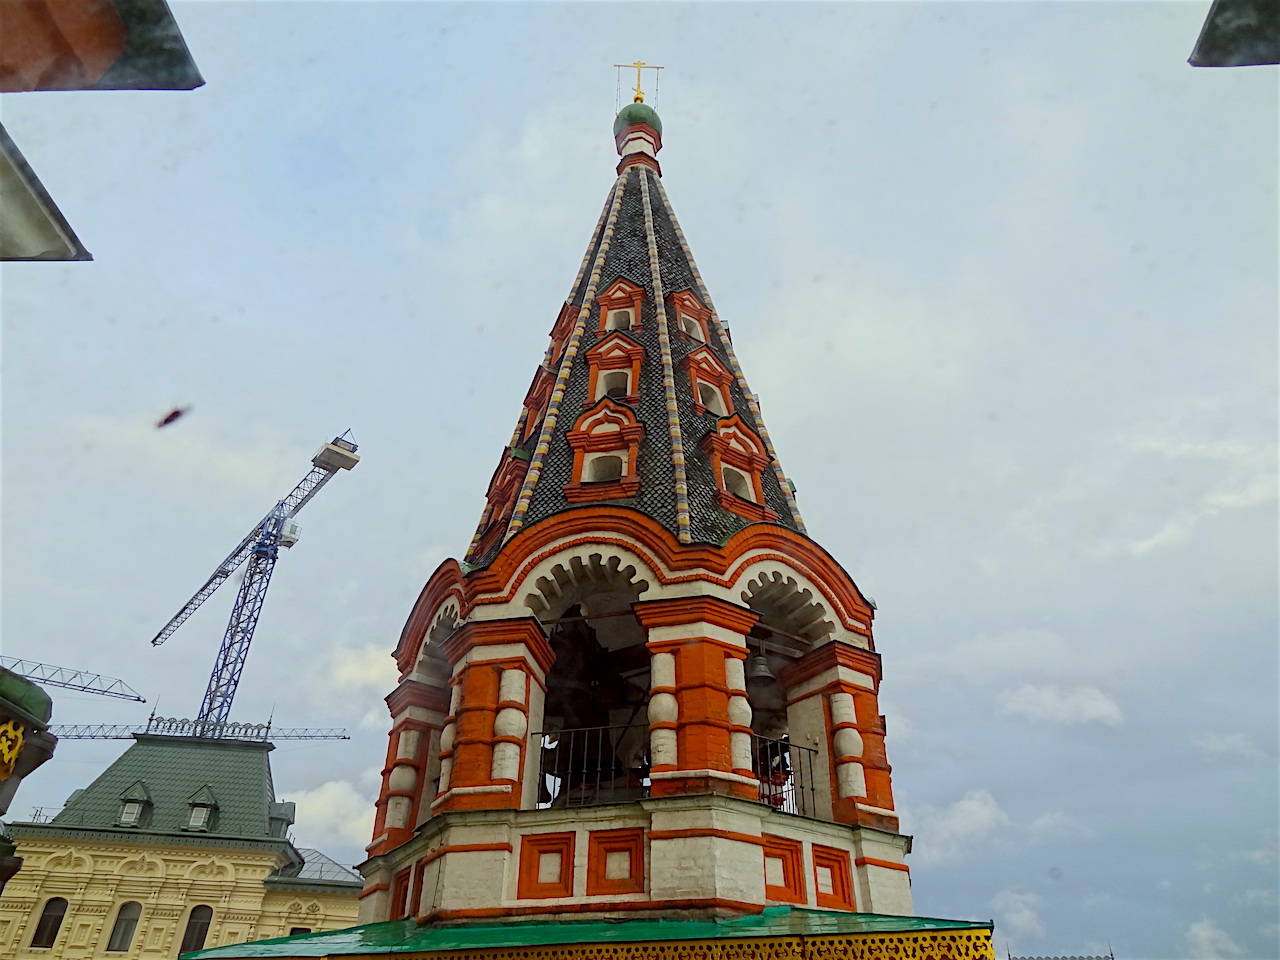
[1027,811,1094,843]
[905,628,1088,685]
[281,779,376,851]
[70,414,299,497]
[998,684,1123,727]
[1192,733,1268,764]
[1185,919,1245,959]
[991,888,1046,939]
[910,789,1010,865]
[1238,889,1277,908]
[1237,833,1279,867]
[324,644,400,695]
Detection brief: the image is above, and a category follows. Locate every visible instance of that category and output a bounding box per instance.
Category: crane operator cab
[313,435,360,473]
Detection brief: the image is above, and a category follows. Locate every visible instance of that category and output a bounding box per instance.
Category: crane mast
[151,434,359,733]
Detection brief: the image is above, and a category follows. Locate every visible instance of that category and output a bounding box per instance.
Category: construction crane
[151,433,359,734]
[0,658,144,702]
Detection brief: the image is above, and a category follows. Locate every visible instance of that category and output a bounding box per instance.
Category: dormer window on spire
[701,416,778,522]
[683,346,735,419]
[586,332,644,407]
[669,290,712,343]
[597,279,645,334]
[564,401,645,502]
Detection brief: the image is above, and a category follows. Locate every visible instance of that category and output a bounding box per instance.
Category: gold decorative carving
[807,931,996,960]
[0,719,25,779]
[411,939,804,960]
[407,931,993,960]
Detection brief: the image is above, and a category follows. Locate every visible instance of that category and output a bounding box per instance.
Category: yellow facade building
[1,730,359,957]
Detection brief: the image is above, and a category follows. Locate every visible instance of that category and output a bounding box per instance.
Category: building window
[30,898,68,948]
[118,801,142,825]
[698,381,727,417]
[605,309,631,331]
[105,902,141,952]
[679,314,704,341]
[723,465,754,501]
[179,905,213,954]
[188,805,210,829]
[585,454,625,483]
[289,927,312,936]
[600,371,629,401]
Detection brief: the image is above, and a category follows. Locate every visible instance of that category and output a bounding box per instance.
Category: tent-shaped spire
[466,103,804,566]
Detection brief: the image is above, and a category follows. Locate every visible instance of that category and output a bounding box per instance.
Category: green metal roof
[186,907,992,958]
[46,734,286,840]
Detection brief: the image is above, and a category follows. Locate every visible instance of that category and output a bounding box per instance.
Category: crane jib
[146,435,359,725]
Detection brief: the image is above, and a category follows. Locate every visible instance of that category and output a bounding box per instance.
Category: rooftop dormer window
[605,309,631,331]
[185,786,219,832]
[680,314,705,341]
[116,780,151,828]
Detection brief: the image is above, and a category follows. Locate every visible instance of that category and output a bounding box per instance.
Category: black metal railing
[535,725,650,808]
[535,725,820,818]
[752,734,818,818]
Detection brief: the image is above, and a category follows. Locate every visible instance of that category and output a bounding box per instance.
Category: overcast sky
[1,2,1275,957]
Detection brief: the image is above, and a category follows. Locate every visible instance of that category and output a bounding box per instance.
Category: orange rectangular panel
[586,828,645,896]
[761,834,805,904]
[389,868,411,920]
[812,844,856,910]
[517,832,575,899]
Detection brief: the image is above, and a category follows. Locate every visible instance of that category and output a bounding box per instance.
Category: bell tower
[361,100,913,926]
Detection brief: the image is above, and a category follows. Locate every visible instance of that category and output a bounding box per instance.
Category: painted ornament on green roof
[613,102,661,136]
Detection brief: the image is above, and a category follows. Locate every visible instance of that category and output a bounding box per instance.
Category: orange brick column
[634,597,760,800]
[368,679,449,856]
[781,642,898,832]
[433,617,554,813]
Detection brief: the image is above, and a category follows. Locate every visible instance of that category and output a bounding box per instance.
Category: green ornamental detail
[613,102,662,136]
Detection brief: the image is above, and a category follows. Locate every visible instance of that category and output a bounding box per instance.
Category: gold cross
[614,60,664,103]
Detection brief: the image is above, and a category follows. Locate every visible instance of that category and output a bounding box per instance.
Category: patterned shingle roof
[465,108,805,566]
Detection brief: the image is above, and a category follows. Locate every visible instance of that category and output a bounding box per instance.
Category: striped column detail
[502,175,628,542]
[639,169,691,544]
[652,177,807,533]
